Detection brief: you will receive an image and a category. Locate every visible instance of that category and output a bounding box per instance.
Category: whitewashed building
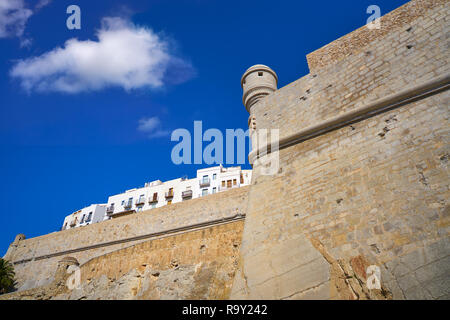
[105,165,252,219]
[62,204,107,230]
[197,165,252,196]
[61,165,252,227]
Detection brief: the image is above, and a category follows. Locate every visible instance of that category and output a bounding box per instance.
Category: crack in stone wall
[310,238,392,300]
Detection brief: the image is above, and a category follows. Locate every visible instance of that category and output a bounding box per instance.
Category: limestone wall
[1,220,244,300]
[232,0,449,300]
[306,0,447,70]
[4,186,249,292]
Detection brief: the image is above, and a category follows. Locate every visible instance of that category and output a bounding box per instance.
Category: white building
[61,165,252,228]
[196,166,252,196]
[105,165,252,219]
[62,204,107,230]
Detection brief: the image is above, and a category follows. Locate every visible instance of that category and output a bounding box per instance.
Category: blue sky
[0,0,408,256]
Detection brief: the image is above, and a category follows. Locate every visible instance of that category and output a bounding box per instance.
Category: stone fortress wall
[232,0,449,300]
[2,221,244,300]
[3,186,249,295]
[2,0,449,300]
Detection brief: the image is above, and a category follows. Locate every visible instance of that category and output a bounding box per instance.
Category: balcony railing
[135,197,146,205]
[165,191,174,199]
[199,177,210,187]
[107,208,136,217]
[70,220,77,227]
[182,190,193,199]
[106,205,114,213]
[149,194,158,203]
[123,200,133,209]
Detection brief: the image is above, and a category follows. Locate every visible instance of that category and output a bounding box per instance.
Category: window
[213,174,217,180]
[121,200,125,206]
[233,179,237,185]
[137,207,143,212]
[202,175,209,183]
[202,189,208,196]
[86,212,92,222]
[212,187,217,194]
[81,214,86,223]
[240,173,244,184]
[151,203,156,209]
[258,72,263,76]
[167,200,172,205]
[124,198,133,208]
[227,180,232,188]
[222,181,225,187]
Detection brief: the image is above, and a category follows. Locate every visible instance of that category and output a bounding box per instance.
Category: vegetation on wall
[0,258,16,294]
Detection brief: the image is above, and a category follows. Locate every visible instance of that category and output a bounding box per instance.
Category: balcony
[69,220,77,227]
[123,200,133,209]
[107,208,135,217]
[135,197,146,205]
[165,191,174,199]
[199,177,210,187]
[182,190,193,199]
[148,194,158,203]
[107,201,135,217]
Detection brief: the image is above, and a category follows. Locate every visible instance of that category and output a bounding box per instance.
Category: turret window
[258,72,263,76]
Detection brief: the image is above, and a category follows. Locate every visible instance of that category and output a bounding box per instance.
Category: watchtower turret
[241,64,278,113]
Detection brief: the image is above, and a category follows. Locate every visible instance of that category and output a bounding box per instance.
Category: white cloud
[0,0,32,38]
[0,0,51,39]
[35,0,51,10]
[10,17,195,93]
[137,116,170,139]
